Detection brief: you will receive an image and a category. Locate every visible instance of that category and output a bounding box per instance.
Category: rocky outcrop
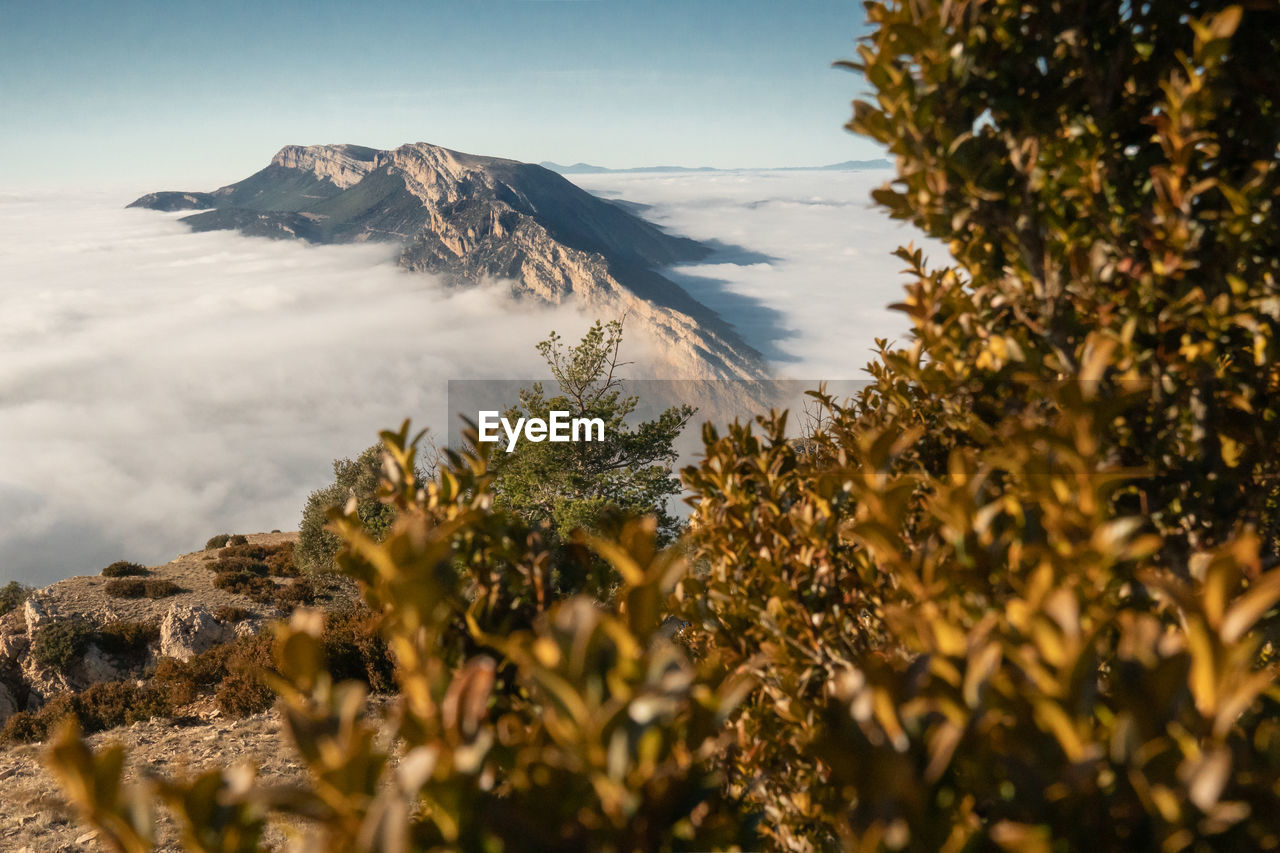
[21,595,52,636]
[0,628,28,663]
[160,605,230,662]
[0,533,305,723]
[129,142,769,380]
[20,641,126,704]
[266,143,378,189]
[0,681,16,722]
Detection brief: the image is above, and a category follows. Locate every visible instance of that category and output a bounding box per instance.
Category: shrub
[142,579,182,598]
[208,554,268,576]
[213,605,253,624]
[148,641,233,708]
[0,580,30,618]
[32,621,92,670]
[1,680,181,744]
[272,577,314,613]
[213,571,275,600]
[214,632,276,718]
[0,710,45,743]
[205,534,231,549]
[73,681,143,733]
[214,671,273,718]
[104,578,145,598]
[297,444,415,575]
[262,541,298,577]
[96,620,159,661]
[226,534,249,547]
[321,610,395,694]
[2,631,282,745]
[100,561,147,578]
[104,578,182,599]
[207,543,297,578]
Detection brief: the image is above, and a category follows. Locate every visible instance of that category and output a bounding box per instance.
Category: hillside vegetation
[43,2,1280,851]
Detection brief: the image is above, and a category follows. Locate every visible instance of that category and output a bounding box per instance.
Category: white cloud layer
[0,171,921,585]
[571,169,920,377]
[0,191,594,584]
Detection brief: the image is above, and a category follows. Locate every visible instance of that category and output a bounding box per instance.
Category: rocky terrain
[0,705,304,852]
[0,532,375,851]
[0,533,302,717]
[129,143,769,381]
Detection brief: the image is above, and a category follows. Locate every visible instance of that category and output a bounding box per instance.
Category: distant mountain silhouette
[539,159,892,174]
[129,143,767,380]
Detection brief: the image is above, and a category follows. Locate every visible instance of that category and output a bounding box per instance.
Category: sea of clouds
[574,168,918,377]
[0,171,923,585]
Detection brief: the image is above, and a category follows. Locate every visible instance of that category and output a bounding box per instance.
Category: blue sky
[0,0,877,189]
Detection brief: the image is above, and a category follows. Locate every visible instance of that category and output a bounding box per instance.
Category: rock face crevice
[128,142,768,380]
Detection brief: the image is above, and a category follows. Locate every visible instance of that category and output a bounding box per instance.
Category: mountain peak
[128,144,767,380]
[267,143,379,189]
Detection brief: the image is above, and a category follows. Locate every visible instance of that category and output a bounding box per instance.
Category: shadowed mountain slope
[130,143,766,379]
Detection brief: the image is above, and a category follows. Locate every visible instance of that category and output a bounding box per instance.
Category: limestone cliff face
[129,142,767,380]
[266,143,377,190]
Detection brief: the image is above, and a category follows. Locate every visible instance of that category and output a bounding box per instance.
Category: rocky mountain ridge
[129,143,768,380]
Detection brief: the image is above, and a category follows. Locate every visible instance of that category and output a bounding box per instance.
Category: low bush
[214,631,275,717]
[213,605,253,624]
[32,621,92,670]
[0,710,45,742]
[1,679,178,744]
[2,631,284,744]
[0,580,30,618]
[73,681,144,733]
[215,671,273,717]
[148,643,231,709]
[208,555,268,576]
[205,534,231,549]
[104,579,145,598]
[213,571,275,600]
[227,534,249,546]
[96,620,159,662]
[262,541,297,577]
[104,578,182,599]
[100,561,147,578]
[321,610,395,694]
[145,579,182,598]
[207,543,297,579]
[272,578,314,613]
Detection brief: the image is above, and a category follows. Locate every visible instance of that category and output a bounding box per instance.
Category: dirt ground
[0,702,308,852]
[0,531,366,851]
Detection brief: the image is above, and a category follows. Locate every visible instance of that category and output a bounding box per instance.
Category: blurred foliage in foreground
[45,1,1280,850]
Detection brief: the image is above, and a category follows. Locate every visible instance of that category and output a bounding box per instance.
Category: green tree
[0,580,30,618]
[296,443,433,575]
[489,319,693,546]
